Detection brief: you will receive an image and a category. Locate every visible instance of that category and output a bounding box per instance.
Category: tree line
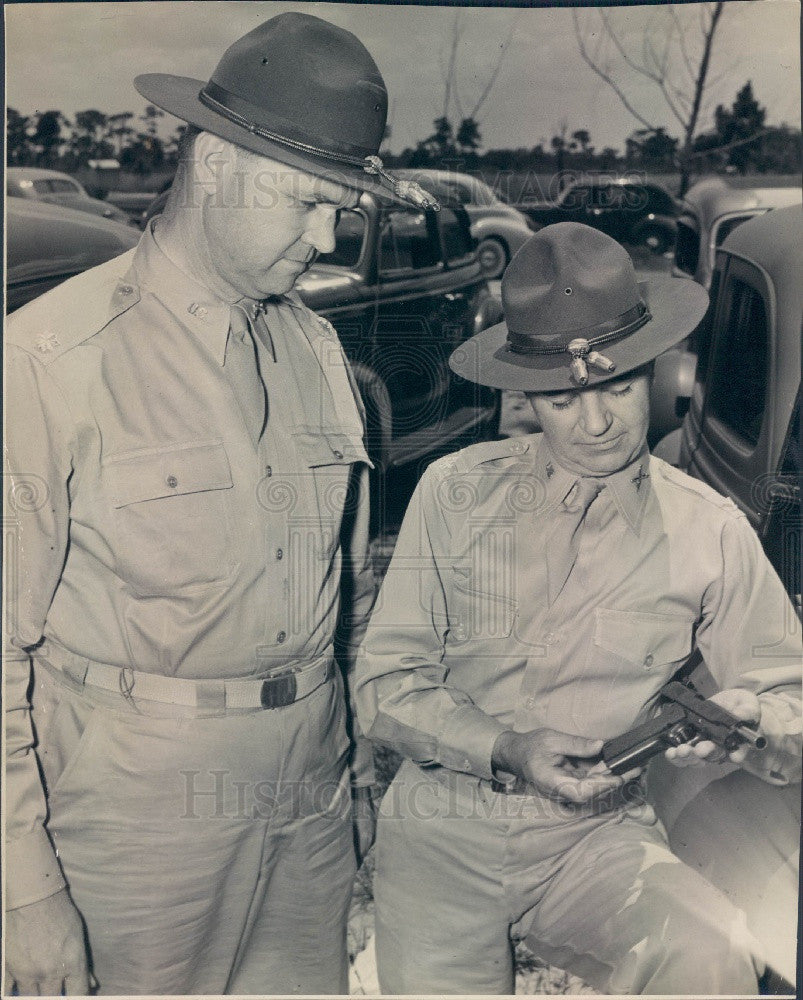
[384,80,800,182]
[6,105,186,174]
[7,83,799,187]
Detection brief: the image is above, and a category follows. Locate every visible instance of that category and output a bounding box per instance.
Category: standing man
[357,223,801,994]
[4,14,434,995]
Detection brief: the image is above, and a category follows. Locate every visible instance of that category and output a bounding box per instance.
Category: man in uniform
[4,14,436,995]
[356,223,801,994]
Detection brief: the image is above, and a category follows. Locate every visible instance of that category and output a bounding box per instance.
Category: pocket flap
[594,609,695,667]
[104,440,233,507]
[293,430,373,469]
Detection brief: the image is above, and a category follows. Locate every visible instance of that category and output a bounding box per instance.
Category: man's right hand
[492,727,629,804]
[5,888,90,995]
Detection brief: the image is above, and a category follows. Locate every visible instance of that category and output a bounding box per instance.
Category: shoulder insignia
[445,433,541,475]
[6,249,139,362]
[314,314,339,342]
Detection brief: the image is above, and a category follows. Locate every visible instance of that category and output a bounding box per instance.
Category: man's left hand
[351,787,377,866]
[665,688,762,767]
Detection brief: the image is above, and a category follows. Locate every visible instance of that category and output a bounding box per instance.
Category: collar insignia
[631,465,650,492]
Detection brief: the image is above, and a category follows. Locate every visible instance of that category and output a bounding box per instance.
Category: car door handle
[444,292,465,301]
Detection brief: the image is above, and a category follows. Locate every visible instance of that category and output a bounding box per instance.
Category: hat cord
[198,88,439,211]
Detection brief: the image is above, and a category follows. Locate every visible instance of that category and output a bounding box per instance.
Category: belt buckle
[260,669,298,709]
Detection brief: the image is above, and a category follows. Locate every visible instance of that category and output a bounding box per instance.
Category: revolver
[602,681,766,776]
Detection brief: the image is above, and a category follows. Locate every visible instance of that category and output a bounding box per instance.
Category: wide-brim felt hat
[450,222,709,393]
[135,13,437,209]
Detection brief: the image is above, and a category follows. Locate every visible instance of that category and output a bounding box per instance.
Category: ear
[192,131,236,195]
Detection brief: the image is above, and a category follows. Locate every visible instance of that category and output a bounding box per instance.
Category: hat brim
[134,73,398,202]
[449,275,709,392]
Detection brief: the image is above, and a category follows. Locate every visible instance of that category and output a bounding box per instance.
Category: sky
[5,0,801,155]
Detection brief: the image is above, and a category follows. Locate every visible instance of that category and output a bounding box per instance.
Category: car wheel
[476,237,509,279]
[640,226,672,255]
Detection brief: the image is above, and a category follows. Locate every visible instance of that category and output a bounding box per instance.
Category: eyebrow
[299,189,359,208]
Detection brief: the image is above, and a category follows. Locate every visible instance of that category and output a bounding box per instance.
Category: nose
[304,204,338,254]
[579,390,613,437]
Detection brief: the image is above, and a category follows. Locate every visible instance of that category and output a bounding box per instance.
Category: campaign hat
[135,12,437,209]
[449,222,709,392]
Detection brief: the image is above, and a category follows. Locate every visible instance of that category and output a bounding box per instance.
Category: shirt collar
[534,438,651,535]
[129,222,266,366]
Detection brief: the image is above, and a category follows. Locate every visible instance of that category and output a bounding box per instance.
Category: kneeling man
[356,223,801,995]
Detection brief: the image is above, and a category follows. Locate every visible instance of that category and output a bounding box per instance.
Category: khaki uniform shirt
[5,226,376,907]
[357,434,801,788]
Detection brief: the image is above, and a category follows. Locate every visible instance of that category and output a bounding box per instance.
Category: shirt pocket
[449,565,517,644]
[593,609,695,671]
[103,439,234,595]
[291,430,372,561]
[570,608,696,733]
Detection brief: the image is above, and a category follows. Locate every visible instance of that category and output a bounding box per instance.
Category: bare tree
[438,10,520,161]
[573,2,727,194]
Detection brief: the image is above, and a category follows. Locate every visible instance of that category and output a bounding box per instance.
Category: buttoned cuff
[5,828,67,910]
[437,704,509,781]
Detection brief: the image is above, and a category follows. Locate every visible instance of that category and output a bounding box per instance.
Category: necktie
[226,306,267,446]
[545,477,603,606]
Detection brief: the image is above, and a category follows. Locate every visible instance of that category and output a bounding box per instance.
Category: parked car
[657,204,801,605]
[105,190,161,223]
[673,176,801,289]
[649,205,801,991]
[7,167,134,225]
[515,175,677,255]
[294,194,502,483]
[393,169,534,279]
[6,198,141,312]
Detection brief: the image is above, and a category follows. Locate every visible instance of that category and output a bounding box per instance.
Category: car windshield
[32,177,83,197]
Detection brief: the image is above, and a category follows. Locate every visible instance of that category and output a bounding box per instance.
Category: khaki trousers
[374,760,762,995]
[32,657,356,995]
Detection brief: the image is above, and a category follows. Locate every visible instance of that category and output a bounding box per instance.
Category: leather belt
[38,642,334,711]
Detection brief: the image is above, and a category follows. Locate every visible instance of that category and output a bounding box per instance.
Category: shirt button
[276,631,286,644]
[545,632,555,644]
[332,449,344,460]
[644,653,654,668]
[462,759,471,770]
[276,548,283,561]
[166,475,178,489]
[265,465,273,477]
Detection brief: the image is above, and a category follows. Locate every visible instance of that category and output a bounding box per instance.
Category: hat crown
[501,223,642,347]
[208,13,387,158]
